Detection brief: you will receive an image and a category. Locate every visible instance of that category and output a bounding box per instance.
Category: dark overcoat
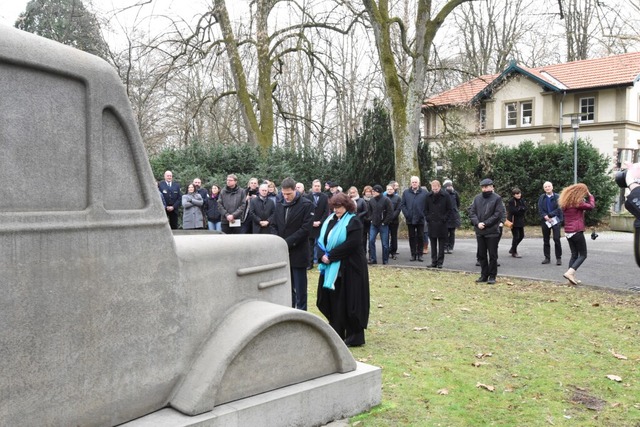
[316,215,370,331]
[250,196,276,234]
[306,192,329,239]
[506,197,528,228]
[271,192,314,268]
[400,187,427,225]
[158,180,181,209]
[425,189,453,238]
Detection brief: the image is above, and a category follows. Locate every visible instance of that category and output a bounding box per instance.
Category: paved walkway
[370,231,638,292]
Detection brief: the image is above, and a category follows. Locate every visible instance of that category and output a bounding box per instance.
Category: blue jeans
[369,224,389,263]
[208,221,221,231]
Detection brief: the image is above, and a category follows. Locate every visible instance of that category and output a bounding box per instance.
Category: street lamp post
[563,113,580,184]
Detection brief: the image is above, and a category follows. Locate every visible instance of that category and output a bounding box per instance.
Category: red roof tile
[424,52,640,108]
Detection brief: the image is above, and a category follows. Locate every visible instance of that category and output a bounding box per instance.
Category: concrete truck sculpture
[0,26,380,426]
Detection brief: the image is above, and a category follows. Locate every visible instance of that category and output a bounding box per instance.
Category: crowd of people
[157,165,640,346]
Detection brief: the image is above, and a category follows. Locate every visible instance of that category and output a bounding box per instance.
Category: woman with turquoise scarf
[316,192,370,347]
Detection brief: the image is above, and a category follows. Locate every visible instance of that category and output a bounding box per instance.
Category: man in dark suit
[159,170,181,229]
[271,177,314,310]
[306,179,329,269]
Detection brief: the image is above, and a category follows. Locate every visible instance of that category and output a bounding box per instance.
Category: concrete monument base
[123,362,381,427]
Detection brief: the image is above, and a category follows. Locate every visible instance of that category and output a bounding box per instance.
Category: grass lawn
[307,267,640,426]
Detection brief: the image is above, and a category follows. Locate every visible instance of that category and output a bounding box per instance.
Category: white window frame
[521,101,533,126]
[580,97,595,123]
[505,103,517,128]
[479,107,487,131]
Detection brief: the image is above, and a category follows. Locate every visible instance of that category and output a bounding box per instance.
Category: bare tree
[357,0,474,188]
[453,0,533,75]
[167,0,363,154]
[560,0,598,61]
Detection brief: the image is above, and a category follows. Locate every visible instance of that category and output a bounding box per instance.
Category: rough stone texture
[0,26,381,426]
[123,363,382,427]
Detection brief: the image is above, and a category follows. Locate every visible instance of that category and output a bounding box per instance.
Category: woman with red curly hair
[558,183,595,285]
[316,192,370,347]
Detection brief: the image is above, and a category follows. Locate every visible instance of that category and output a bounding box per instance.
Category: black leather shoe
[429,263,437,268]
[541,258,551,264]
[437,264,443,269]
[475,276,488,283]
[475,261,480,266]
[368,260,377,265]
[487,277,496,284]
[556,258,562,265]
[410,255,417,261]
[417,256,424,262]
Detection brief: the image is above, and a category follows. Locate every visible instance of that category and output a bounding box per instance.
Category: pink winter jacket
[562,194,595,233]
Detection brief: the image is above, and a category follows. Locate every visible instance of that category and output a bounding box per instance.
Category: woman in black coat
[507,187,528,257]
[316,192,370,347]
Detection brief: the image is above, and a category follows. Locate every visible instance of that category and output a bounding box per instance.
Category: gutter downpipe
[559,91,566,142]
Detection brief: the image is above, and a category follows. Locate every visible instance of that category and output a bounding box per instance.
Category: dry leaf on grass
[472,361,488,367]
[433,296,444,300]
[610,349,628,360]
[437,388,449,395]
[460,307,471,312]
[413,327,429,332]
[606,374,622,382]
[377,304,384,308]
[475,352,493,359]
[403,372,411,378]
[476,382,495,392]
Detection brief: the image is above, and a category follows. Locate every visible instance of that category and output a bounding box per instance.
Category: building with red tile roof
[422,52,640,171]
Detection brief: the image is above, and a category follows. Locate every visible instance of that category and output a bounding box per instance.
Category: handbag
[504,219,513,228]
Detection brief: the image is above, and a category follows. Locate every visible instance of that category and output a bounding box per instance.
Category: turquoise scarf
[317,212,354,290]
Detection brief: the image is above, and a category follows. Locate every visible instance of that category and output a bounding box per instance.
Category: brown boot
[423,244,429,254]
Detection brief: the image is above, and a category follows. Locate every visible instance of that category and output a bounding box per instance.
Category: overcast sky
[0,0,206,27]
[0,0,27,25]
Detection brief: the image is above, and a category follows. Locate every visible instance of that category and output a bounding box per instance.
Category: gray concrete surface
[376,231,638,291]
[1,25,381,427]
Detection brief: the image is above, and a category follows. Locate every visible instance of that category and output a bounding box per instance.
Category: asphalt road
[372,231,639,292]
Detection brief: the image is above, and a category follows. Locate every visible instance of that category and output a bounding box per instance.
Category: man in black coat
[401,176,428,262]
[271,177,314,310]
[386,183,402,259]
[425,180,453,268]
[250,183,275,234]
[158,170,181,229]
[469,179,506,284]
[306,179,329,269]
[367,184,393,265]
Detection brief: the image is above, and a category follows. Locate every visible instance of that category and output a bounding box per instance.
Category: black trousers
[166,209,179,229]
[429,236,446,266]
[446,228,456,250]
[567,231,587,270]
[541,223,562,259]
[510,227,525,253]
[407,223,424,257]
[477,234,500,278]
[389,222,399,255]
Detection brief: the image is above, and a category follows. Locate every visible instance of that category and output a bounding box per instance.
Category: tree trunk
[363,0,472,188]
